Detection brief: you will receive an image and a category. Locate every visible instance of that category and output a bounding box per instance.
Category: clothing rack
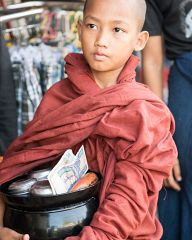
[0,1,44,14]
[1,0,84,10]
[0,0,83,136]
[22,0,85,2]
[0,0,84,23]
[3,23,40,32]
[0,8,44,22]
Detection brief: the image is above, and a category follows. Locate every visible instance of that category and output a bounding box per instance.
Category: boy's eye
[87,24,97,30]
[114,27,123,33]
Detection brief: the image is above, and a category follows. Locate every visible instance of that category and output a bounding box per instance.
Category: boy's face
[78,0,148,75]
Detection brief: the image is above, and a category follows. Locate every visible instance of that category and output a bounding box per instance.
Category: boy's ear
[77,20,83,41]
[134,31,149,51]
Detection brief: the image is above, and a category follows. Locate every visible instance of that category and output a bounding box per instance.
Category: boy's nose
[94,41,107,48]
[94,32,109,48]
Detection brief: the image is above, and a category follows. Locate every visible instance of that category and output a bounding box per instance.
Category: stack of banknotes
[48,145,88,195]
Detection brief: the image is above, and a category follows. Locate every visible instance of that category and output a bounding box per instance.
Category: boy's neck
[91,67,124,89]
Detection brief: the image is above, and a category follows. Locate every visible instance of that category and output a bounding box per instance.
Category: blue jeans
[158,52,192,240]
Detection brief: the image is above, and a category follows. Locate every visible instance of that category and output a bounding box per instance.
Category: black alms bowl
[4,197,98,240]
[1,174,101,240]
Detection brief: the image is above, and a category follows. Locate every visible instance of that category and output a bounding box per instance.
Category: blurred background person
[142,0,192,239]
[0,27,17,157]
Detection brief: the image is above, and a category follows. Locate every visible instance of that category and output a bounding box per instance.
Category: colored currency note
[48,145,88,195]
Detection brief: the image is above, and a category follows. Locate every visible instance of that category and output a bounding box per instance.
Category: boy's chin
[90,66,112,73]
[88,62,113,73]
[89,63,124,74]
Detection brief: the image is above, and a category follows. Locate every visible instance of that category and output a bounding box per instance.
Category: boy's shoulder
[121,81,171,121]
[123,81,164,105]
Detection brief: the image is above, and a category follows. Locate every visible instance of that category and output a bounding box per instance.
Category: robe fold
[0,53,177,239]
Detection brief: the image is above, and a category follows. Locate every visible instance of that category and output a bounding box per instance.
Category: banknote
[48,145,88,195]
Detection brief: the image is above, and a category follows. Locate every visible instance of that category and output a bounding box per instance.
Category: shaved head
[83,0,146,30]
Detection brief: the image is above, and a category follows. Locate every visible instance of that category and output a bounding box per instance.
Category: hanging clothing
[9,43,65,134]
[0,53,177,239]
[0,28,17,155]
[10,45,43,135]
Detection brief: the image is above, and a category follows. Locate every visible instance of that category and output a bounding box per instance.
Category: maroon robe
[0,53,177,239]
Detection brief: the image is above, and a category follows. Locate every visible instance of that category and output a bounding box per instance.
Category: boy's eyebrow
[84,16,129,25]
[84,16,100,22]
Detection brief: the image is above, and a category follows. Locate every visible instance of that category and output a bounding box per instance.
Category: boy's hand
[0,227,30,240]
[164,158,182,191]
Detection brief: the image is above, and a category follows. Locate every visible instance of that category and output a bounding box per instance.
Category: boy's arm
[64,100,177,240]
[141,35,164,99]
[141,36,182,191]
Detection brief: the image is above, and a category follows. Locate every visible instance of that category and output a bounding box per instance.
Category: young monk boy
[0,0,177,239]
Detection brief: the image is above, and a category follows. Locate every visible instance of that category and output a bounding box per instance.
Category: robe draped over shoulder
[0,53,177,239]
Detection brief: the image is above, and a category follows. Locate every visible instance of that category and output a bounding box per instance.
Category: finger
[166,174,181,191]
[163,179,168,187]
[23,234,30,240]
[173,158,182,182]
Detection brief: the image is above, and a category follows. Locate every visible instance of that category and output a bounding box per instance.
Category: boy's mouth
[93,52,109,61]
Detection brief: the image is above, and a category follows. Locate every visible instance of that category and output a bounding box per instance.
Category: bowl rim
[0,178,100,199]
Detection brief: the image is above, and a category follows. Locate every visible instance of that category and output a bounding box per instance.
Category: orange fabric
[0,53,177,239]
